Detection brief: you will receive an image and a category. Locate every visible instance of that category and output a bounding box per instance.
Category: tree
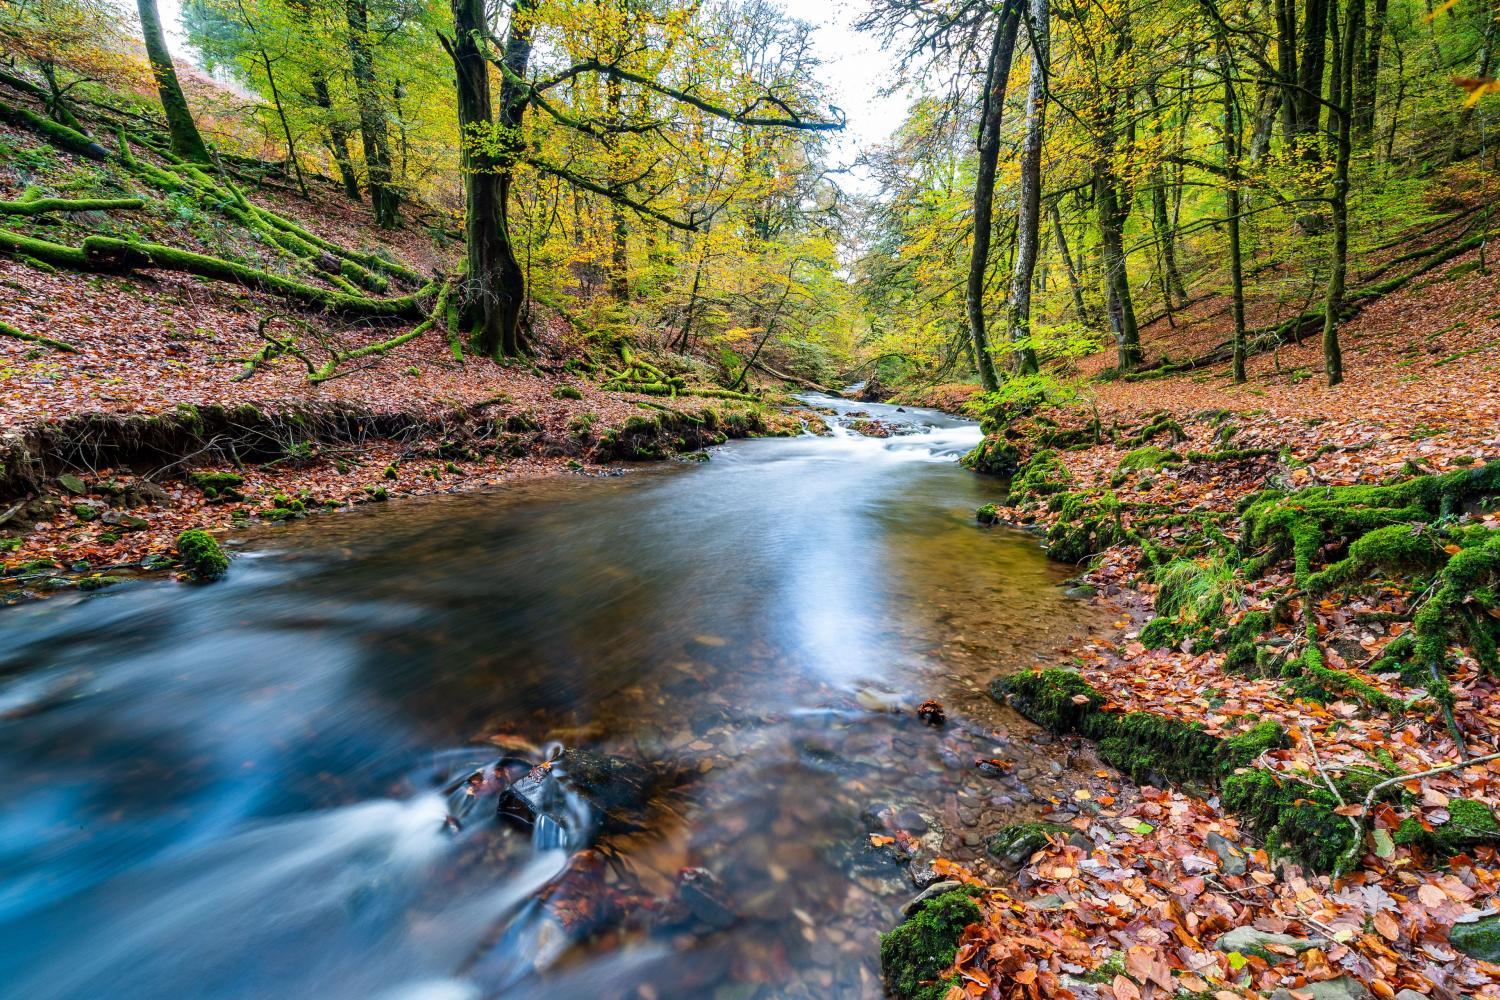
[442,0,842,359]
[136,0,213,162]
[1007,0,1048,376]
[965,0,1024,391]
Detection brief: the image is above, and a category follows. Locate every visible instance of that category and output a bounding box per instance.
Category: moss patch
[175,529,228,581]
[880,888,982,1000]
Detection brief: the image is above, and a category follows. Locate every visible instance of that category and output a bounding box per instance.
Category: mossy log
[0,319,78,353]
[0,99,109,160]
[0,195,145,216]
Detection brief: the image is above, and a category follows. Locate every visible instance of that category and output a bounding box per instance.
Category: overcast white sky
[156,0,905,191]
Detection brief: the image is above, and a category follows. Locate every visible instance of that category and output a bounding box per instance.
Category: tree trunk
[1322,0,1362,386]
[345,0,399,228]
[311,76,362,201]
[1049,201,1090,324]
[965,0,1023,392]
[1097,165,1142,371]
[1294,0,1330,147]
[607,71,630,303]
[1007,0,1047,376]
[1248,80,1278,161]
[1222,51,1248,383]
[1354,0,1388,140]
[450,0,533,359]
[136,0,212,163]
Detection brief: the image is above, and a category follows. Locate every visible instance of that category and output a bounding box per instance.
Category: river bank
[879,398,1500,1000]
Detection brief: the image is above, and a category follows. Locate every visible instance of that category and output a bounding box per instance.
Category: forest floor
[880,203,1500,999]
[0,103,809,598]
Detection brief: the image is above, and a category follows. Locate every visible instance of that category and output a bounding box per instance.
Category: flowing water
[0,395,1104,1000]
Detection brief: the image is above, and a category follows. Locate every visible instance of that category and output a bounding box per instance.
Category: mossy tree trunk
[136,0,212,163]
[446,0,533,359]
[1321,0,1361,387]
[310,75,363,202]
[345,0,400,228]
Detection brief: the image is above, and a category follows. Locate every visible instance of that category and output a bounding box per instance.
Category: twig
[1335,750,1500,876]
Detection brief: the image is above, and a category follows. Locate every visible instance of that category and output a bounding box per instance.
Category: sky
[783,0,909,192]
[155,0,907,192]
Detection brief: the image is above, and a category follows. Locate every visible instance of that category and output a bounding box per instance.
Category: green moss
[1118,446,1182,472]
[879,889,982,1000]
[987,822,1075,863]
[552,384,584,400]
[975,502,999,525]
[1451,915,1500,962]
[961,435,1021,476]
[995,668,1105,732]
[1140,616,1185,649]
[175,529,228,582]
[1010,449,1072,502]
[190,470,245,491]
[1395,798,1500,857]
[72,503,99,522]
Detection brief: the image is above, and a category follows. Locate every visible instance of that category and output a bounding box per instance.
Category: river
[0,395,1101,1000]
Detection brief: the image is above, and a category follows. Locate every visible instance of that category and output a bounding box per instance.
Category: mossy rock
[175,529,228,582]
[1394,797,1500,857]
[190,470,245,492]
[961,436,1021,476]
[1220,769,1362,872]
[1451,914,1500,962]
[552,384,584,400]
[879,888,982,1000]
[975,502,999,525]
[995,668,1105,732]
[1139,616,1186,649]
[986,822,1075,865]
[58,473,87,494]
[1118,446,1181,472]
[1010,449,1072,501]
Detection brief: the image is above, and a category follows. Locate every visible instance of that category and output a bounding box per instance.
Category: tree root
[0,194,145,215]
[0,99,108,160]
[0,319,78,352]
[309,280,454,382]
[0,228,433,319]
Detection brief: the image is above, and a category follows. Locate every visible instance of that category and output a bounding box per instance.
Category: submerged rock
[498,747,664,844]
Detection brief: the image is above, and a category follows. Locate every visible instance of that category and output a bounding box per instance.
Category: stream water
[0,395,1102,1000]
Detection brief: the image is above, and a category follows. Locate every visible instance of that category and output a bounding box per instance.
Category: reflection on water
[0,395,1102,999]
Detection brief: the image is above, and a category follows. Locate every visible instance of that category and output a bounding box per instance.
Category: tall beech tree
[136,0,212,162]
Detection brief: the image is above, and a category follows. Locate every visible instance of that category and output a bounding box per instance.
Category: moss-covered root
[176,529,229,582]
[880,889,982,1000]
[0,195,146,216]
[0,99,109,160]
[0,319,78,353]
[79,237,434,319]
[308,280,453,382]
